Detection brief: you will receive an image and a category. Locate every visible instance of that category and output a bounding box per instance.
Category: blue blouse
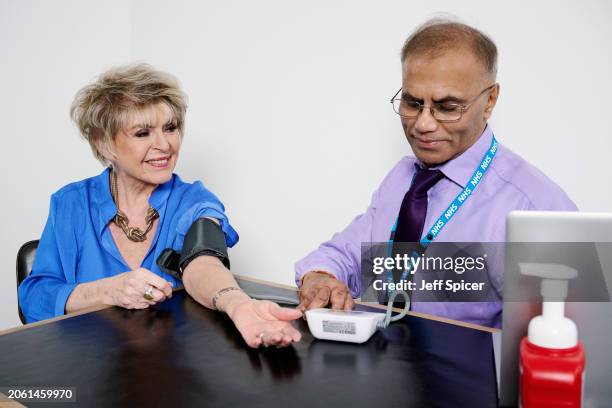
[18,168,239,323]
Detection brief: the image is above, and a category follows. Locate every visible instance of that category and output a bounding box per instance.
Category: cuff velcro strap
[157,248,182,280]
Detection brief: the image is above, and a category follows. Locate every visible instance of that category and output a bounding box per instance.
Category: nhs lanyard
[386,134,499,297]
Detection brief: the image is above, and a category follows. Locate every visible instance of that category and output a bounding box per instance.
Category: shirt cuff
[54,283,78,317]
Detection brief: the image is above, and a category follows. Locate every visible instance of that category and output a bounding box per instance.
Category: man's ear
[483,83,500,121]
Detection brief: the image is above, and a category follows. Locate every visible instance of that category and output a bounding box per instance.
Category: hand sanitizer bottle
[518,263,585,408]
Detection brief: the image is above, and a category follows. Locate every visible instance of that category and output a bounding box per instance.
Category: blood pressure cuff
[156,218,230,280]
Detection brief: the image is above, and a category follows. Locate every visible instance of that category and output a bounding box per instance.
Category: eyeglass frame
[390,83,497,123]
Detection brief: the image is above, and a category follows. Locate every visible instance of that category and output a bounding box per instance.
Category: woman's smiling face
[106,102,182,188]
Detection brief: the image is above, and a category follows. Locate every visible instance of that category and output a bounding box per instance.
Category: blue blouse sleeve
[175,181,239,248]
[18,195,78,323]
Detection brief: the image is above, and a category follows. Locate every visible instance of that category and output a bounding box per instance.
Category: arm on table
[295,186,381,310]
[182,255,302,348]
[65,268,173,313]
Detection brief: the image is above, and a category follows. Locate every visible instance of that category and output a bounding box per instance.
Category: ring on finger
[143,285,154,301]
[258,332,268,347]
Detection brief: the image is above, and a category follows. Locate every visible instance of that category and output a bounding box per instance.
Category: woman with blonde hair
[18,64,301,348]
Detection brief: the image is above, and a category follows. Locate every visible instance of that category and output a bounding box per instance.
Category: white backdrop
[1,0,610,330]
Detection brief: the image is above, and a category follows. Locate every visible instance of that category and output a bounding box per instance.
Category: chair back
[16,240,39,324]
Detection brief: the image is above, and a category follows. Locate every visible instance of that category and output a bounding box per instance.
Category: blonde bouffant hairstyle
[70,63,188,165]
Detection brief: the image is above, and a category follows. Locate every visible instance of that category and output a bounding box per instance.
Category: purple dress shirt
[295,125,577,328]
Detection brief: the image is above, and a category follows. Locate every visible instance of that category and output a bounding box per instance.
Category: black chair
[16,240,39,324]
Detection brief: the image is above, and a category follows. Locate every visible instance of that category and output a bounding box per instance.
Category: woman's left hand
[227,299,303,348]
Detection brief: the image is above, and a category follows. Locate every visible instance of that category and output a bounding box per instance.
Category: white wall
[1,0,610,330]
[0,0,132,329]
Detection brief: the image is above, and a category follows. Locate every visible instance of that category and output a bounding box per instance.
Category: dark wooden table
[0,276,498,407]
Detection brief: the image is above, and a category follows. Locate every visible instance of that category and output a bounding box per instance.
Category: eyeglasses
[390,84,496,123]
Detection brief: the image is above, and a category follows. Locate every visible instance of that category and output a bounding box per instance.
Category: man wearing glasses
[294,19,576,328]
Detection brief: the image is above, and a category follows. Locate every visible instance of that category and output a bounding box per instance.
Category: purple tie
[394,166,445,244]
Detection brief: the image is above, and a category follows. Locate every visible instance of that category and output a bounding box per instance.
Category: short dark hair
[401,19,498,77]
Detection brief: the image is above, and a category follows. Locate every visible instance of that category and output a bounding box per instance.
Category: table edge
[0,392,31,407]
[1,274,499,336]
[233,274,500,333]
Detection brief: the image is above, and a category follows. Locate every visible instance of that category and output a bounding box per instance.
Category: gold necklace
[109,169,159,242]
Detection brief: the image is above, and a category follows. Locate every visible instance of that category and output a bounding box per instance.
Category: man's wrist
[301,270,336,286]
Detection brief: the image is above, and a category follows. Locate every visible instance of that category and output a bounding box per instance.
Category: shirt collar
[93,167,175,231]
[96,167,116,225]
[416,125,494,189]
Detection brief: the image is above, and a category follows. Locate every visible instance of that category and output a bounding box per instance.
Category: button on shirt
[19,168,239,323]
[295,125,577,328]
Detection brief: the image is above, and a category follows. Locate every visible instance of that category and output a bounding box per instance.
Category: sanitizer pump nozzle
[518,263,585,408]
[520,263,577,348]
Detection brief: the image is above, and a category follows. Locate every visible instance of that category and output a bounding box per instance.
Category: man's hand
[297,271,355,311]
